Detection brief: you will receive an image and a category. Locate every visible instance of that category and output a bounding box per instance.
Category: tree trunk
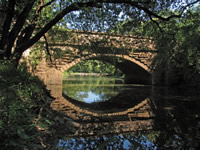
[12,48,24,66]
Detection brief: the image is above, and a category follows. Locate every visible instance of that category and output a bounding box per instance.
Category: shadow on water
[151,87,200,150]
[47,76,200,149]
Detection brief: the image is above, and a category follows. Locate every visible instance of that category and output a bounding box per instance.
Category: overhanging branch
[17,1,102,52]
[97,0,200,21]
[38,0,56,14]
[17,0,200,54]
[43,34,53,63]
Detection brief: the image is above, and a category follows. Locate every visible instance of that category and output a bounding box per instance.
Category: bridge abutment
[46,68,62,85]
[35,58,47,84]
[45,68,62,98]
[35,58,63,98]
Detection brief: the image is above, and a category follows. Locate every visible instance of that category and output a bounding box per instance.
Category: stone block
[46,68,62,85]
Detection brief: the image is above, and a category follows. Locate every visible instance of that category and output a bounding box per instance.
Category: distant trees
[65,59,122,76]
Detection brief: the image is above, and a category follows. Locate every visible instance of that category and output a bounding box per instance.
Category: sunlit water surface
[54,75,200,149]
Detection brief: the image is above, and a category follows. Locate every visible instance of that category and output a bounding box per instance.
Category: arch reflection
[48,76,155,149]
[50,82,155,137]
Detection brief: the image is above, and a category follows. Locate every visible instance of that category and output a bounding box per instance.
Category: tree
[169,6,200,86]
[0,0,199,65]
[65,59,121,75]
[107,3,200,86]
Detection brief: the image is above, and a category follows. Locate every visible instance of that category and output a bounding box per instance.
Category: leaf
[28,143,43,149]
[45,119,52,125]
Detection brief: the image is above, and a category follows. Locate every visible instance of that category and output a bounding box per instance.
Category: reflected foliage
[56,86,200,149]
[57,132,158,150]
[152,87,200,149]
[62,75,151,112]
[63,75,124,103]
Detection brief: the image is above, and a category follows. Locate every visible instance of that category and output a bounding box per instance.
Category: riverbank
[67,72,109,76]
[0,62,75,149]
[63,72,124,80]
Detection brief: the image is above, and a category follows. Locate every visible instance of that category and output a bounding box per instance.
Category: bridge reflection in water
[48,83,156,149]
[51,97,154,135]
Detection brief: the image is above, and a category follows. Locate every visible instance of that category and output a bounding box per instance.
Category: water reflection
[47,76,200,149]
[57,134,157,150]
[151,87,200,149]
[51,96,155,149]
[63,75,125,103]
[62,75,152,112]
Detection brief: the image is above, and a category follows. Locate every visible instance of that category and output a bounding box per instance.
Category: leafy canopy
[0,0,199,64]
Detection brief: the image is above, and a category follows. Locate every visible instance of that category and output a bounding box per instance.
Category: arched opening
[115,59,152,84]
[64,59,123,77]
[61,58,151,111]
[62,59,124,104]
[45,55,152,100]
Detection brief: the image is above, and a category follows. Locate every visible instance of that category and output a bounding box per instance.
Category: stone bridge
[34,30,157,138]
[35,30,157,86]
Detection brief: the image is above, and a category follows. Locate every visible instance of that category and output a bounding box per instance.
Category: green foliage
[65,60,122,76]
[111,5,200,86]
[172,7,200,86]
[158,6,200,86]
[0,60,52,149]
[1,0,199,64]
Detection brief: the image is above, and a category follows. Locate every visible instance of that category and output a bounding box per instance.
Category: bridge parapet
[48,30,155,52]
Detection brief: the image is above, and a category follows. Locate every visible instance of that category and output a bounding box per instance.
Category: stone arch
[44,54,153,86]
[59,54,151,73]
[57,54,152,84]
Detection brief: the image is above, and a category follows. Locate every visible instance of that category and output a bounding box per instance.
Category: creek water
[62,75,125,103]
[52,75,200,150]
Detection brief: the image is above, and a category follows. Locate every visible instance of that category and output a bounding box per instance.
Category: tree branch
[16,0,200,55]
[149,15,164,33]
[0,0,16,53]
[179,0,200,13]
[38,0,56,14]
[7,0,36,56]
[32,0,56,24]
[17,1,101,52]
[17,0,52,46]
[16,25,35,46]
[149,15,177,43]
[97,0,200,21]
[43,34,53,63]
[134,0,200,21]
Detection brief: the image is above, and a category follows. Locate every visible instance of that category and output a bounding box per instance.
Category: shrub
[0,61,52,149]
